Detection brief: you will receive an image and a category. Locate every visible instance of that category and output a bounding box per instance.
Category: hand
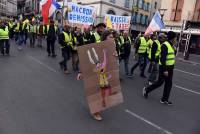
[113,51,118,57]
[77,73,82,80]
[163,71,168,77]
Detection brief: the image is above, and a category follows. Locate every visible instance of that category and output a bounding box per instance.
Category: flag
[40,0,52,24]
[145,11,165,35]
[49,0,61,17]
[106,16,112,29]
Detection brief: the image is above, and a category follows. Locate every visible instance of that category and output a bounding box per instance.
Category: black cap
[96,23,106,28]
[167,31,176,40]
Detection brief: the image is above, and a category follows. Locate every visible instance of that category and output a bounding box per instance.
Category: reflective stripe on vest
[0,26,9,39]
[159,41,175,66]
[138,37,147,54]
[47,25,57,34]
[62,32,72,48]
[147,39,153,54]
[148,40,161,60]
[14,23,20,32]
[94,32,101,43]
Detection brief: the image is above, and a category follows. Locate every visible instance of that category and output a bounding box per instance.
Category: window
[110,0,116,4]
[138,0,143,9]
[136,13,141,23]
[141,15,146,25]
[131,12,137,23]
[145,16,149,25]
[147,3,150,11]
[124,0,130,8]
[171,0,184,21]
[143,2,147,10]
[154,2,157,9]
[107,10,116,15]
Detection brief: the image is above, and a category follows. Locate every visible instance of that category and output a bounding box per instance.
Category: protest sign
[78,39,123,114]
[105,14,131,30]
[67,2,96,26]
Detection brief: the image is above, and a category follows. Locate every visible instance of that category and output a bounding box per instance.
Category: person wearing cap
[143,31,177,105]
[0,21,10,55]
[58,25,73,74]
[129,34,148,78]
[46,20,57,57]
[147,33,162,85]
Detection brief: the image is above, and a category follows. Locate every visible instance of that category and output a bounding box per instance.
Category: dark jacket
[47,25,56,41]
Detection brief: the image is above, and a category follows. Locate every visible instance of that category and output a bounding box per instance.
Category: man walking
[143,31,177,105]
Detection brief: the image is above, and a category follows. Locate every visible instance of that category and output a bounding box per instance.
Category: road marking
[174,84,200,95]
[175,69,200,77]
[177,58,200,65]
[125,109,173,134]
[28,55,57,73]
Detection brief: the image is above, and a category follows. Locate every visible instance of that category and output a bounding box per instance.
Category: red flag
[41,0,52,24]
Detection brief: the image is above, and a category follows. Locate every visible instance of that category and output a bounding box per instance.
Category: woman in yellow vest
[143,31,177,105]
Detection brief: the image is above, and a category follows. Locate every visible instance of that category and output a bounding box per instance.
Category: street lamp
[158,9,167,20]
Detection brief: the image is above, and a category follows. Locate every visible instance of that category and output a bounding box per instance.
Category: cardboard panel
[78,39,123,114]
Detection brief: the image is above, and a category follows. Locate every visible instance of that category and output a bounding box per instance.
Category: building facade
[17,0,40,16]
[130,0,151,33]
[160,0,200,54]
[78,0,133,24]
[0,0,17,18]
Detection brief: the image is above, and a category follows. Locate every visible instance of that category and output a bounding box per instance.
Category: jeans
[47,40,55,55]
[148,63,158,82]
[60,48,70,71]
[120,56,130,75]
[72,52,79,71]
[17,34,23,46]
[146,66,174,101]
[29,33,36,47]
[37,36,43,47]
[0,39,10,54]
[131,53,147,76]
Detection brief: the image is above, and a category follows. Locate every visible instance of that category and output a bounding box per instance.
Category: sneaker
[143,87,148,99]
[148,81,153,85]
[165,101,173,106]
[52,54,57,58]
[160,100,165,104]
[64,70,70,75]
[127,74,134,78]
[59,63,64,70]
[92,113,102,121]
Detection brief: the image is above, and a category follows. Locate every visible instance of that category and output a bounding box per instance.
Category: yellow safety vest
[46,25,58,34]
[159,41,175,66]
[93,32,101,43]
[9,22,14,29]
[138,37,147,54]
[29,25,37,33]
[62,31,73,48]
[14,23,20,32]
[72,36,78,50]
[0,26,9,40]
[147,39,153,54]
[148,40,161,60]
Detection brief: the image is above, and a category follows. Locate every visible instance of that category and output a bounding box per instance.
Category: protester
[46,20,57,57]
[143,31,177,105]
[58,25,73,74]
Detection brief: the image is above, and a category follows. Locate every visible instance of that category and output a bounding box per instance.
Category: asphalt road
[0,40,200,134]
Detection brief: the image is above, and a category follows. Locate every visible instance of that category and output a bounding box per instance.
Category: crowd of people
[0,17,177,121]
